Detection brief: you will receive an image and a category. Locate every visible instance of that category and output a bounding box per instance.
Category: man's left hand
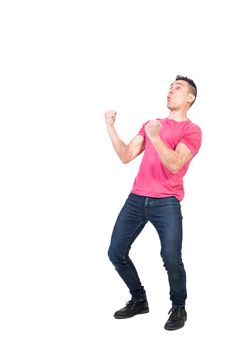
[145,119,162,139]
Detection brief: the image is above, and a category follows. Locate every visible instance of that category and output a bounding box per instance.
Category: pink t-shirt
[131,117,202,201]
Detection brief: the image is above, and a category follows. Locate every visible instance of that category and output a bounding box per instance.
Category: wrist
[107,124,116,136]
[106,123,115,131]
[150,134,161,143]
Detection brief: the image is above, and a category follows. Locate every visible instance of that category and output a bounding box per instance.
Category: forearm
[150,135,181,173]
[107,125,129,163]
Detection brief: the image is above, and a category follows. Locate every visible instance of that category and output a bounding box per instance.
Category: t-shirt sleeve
[137,121,149,138]
[179,124,202,156]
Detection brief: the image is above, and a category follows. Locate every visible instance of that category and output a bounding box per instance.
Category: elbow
[170,167,179,174]
[168,161,182,174]
[120,150,131,164]
[121,156,130,164]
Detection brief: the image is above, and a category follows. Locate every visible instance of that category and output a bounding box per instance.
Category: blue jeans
[108,193,187,307]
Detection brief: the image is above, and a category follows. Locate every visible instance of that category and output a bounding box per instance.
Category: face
[167,80,193,110]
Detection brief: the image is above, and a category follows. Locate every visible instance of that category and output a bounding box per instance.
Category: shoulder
[185,120,202,133]
[182,121,202,142]
[179,120,202,156]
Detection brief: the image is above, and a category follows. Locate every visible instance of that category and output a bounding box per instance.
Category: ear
[188,93,195,104]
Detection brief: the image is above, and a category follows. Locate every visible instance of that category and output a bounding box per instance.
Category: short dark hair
[175,75,197,107]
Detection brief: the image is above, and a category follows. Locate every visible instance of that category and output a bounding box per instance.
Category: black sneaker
[164,307,187,330]
[114,300,149,319]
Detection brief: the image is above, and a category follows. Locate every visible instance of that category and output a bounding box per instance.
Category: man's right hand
[104,110,117,127]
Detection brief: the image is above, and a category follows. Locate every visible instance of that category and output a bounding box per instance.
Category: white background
[0,0,233,349]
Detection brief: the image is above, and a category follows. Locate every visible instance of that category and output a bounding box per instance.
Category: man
[104,75,202,331]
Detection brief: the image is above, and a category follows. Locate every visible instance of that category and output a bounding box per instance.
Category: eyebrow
[170,82,184,87]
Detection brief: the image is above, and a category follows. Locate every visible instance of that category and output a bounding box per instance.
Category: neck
[168,109,188,122]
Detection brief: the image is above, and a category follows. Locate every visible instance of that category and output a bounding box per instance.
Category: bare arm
[151,137,193,173]
[105,110,145,164]
[145,119,193,173]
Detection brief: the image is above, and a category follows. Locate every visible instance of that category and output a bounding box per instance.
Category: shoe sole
[164,319,187,331]
[114,308,149,319]
[164,324,185,331]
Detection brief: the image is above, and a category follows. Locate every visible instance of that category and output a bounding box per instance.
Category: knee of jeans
[108,246,118,264]
[161,253,183,273]
[108,246,125,265]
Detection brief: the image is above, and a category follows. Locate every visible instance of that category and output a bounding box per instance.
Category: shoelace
[126,300,137,309]
[168,307,183,320]
[126,300,145,310]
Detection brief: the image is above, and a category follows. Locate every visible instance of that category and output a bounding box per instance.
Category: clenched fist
[145,119,162,139]
[104,110,117,127]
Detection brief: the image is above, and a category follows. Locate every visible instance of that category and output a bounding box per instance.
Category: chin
[167,103,173,110]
